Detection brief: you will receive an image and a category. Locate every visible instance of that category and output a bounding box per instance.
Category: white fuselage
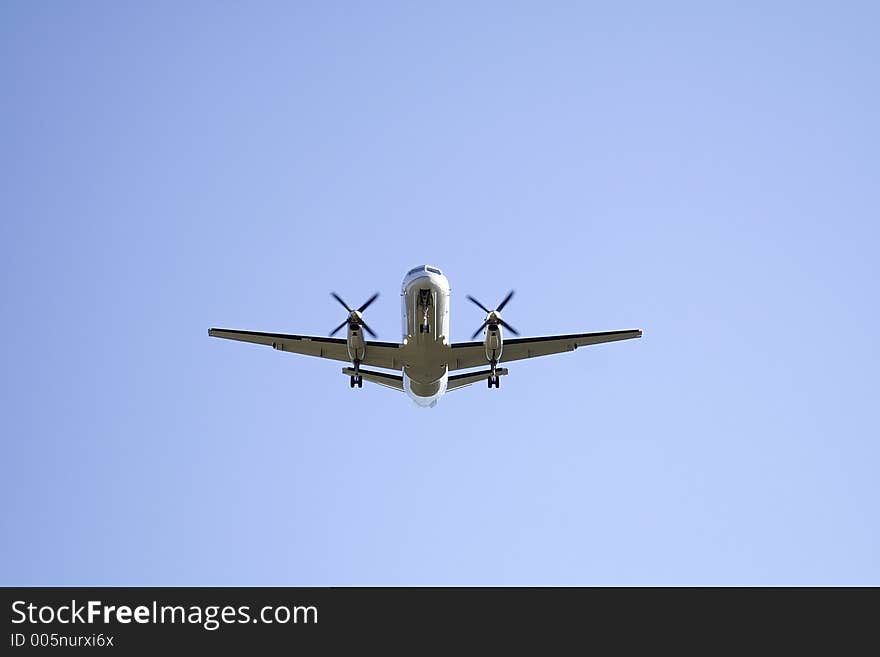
[400,266,452,407]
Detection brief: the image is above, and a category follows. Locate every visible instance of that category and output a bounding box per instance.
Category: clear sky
[2,1,878,585]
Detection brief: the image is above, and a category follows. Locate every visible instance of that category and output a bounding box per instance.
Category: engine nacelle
[484,324,503,363]
[347,324,366,362]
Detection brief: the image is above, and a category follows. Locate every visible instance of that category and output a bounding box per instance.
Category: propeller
[329,292,379,338]
[466,290,520,339]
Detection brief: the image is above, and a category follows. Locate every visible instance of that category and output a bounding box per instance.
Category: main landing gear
[350,360,363,388]
[487,359,500,388]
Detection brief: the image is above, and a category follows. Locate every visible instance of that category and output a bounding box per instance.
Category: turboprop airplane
[209,265,642,407]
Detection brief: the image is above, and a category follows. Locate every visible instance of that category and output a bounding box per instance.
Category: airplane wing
[449,329,642,371]
[208,328,404,370]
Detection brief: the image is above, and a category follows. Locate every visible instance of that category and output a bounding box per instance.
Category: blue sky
[2,1,878,585]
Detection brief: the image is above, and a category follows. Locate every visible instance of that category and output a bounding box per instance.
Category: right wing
[208,328,404,370]
[449,329,642,371]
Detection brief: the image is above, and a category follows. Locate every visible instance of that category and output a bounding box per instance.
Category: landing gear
[418,288,432,334]
[487,359,500,388]
[350,359,363,388]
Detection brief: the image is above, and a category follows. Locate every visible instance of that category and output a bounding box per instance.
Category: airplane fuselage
[400,265,454,407]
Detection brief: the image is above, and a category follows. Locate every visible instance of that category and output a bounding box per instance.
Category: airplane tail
[342,367,403,391]
[446,368,508,392]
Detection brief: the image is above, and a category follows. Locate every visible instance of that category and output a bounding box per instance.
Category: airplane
[208,265,642,407]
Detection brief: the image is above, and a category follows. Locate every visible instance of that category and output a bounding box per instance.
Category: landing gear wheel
[357,376,363,388]
[487,377,493,388]
[350,376,356,388]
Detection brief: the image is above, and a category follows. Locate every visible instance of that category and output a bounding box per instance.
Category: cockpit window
[407,265,443,276]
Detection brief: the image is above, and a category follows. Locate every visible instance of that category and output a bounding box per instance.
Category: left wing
[209,328,404,370]
[449,329,642,371]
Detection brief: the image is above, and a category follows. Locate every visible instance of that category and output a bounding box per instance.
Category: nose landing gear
[418,288,432,334]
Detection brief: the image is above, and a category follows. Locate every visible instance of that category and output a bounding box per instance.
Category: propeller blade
[466,295,491,314]
[499,319,519,336]
[329,318,349,337]
[331,292,352,313]
[360,321,377,338]
[470,320,489,340]
[357,292,380,313]
[497,290,515,312]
